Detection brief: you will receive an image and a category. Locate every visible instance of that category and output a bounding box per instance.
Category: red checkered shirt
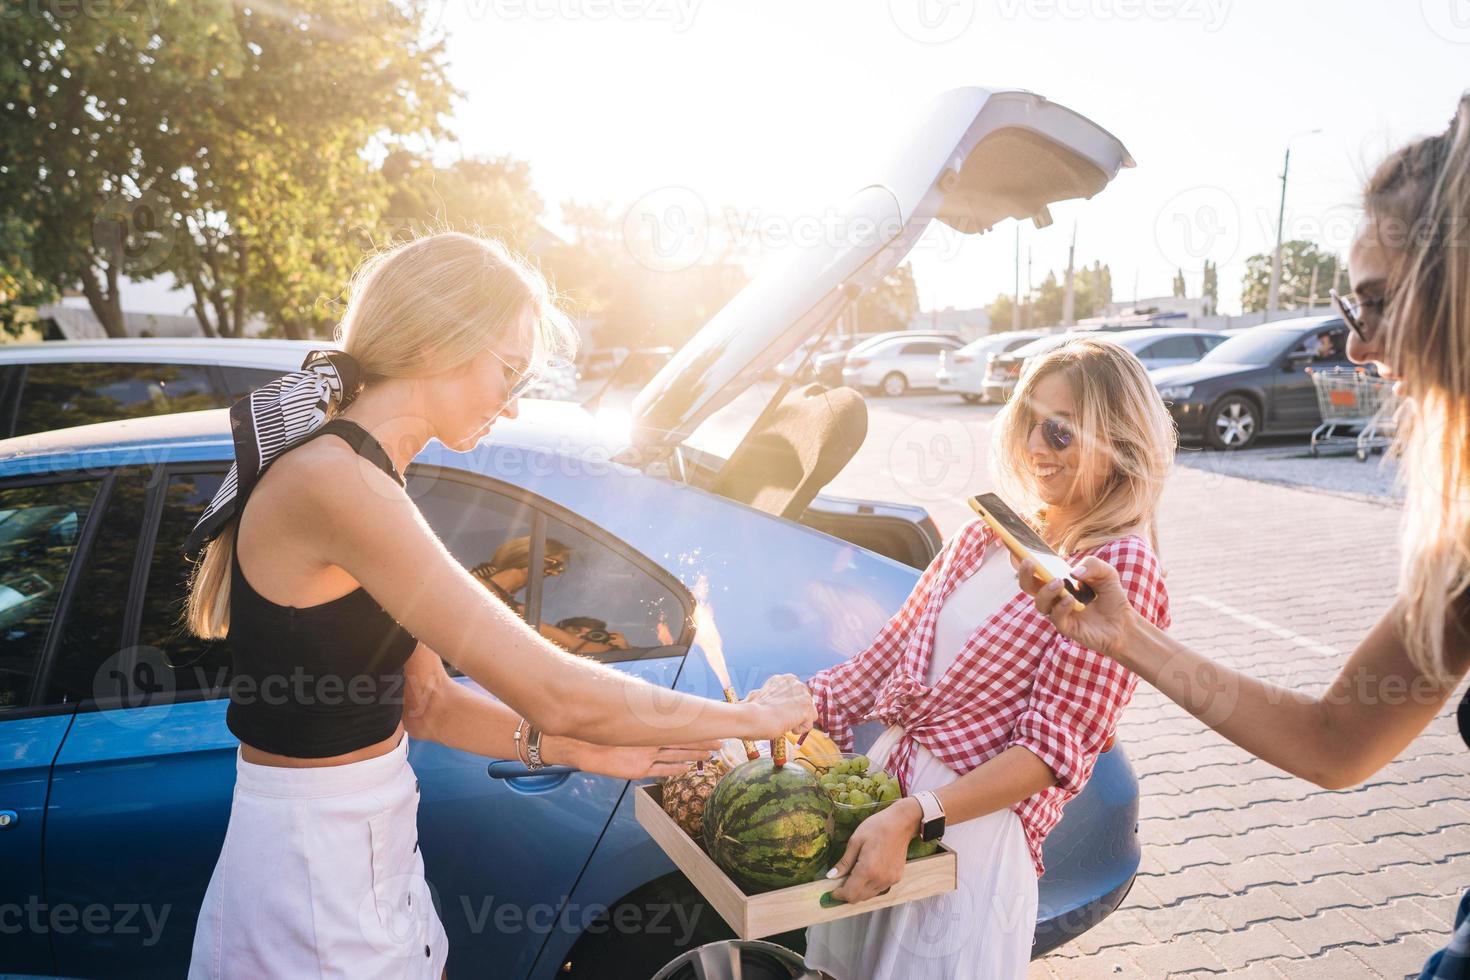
[807,519,1169,877]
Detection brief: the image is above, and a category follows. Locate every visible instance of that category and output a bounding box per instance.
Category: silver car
[980,327,1229,403]
[840,334,965,396]
[936,330,1048,403]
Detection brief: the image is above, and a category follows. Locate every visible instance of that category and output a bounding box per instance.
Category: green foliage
[1,0,454,338]
[1172,268,1187,298]
[1240,240,1342,313]
[988,261,1112,330]
[1201,259,1219,316]
[856,263,920,333]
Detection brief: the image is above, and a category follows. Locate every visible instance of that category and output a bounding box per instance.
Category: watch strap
[526,725,545,770]
[913,790,946,842]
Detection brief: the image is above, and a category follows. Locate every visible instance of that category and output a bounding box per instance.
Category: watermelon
[701,759,835,893]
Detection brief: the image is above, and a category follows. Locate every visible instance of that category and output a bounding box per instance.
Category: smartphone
[968,493,1096,611]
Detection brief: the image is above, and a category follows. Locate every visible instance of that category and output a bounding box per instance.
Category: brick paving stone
[1273,907,1382,957]
[1129,935,1229,976]
[1195,920,1302,969]
[1347,935,1441,979]
[1340,895,1446,944]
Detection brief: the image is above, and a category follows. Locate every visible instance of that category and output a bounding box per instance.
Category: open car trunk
[625,88,1133,561]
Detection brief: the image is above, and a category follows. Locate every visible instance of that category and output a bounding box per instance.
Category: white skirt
[189,733,450,980]
[804,725,1037,980]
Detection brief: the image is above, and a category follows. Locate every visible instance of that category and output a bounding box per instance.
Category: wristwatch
[913,790,946,842]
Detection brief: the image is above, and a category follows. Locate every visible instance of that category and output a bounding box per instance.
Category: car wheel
[881,372,908,397]
[960,393,981,404]
[1206,395,1259,450]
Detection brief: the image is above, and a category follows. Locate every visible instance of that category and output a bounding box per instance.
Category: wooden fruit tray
[634,782,957,940]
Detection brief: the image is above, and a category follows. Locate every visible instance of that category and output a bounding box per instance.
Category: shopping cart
[1309,367,1399,462]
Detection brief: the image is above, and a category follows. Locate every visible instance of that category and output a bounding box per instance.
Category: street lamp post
[1267,128,1322,317]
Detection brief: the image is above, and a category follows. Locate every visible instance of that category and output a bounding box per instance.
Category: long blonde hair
[991,336,1177,556]
[1365,93,1470,684]
[186,232,578,639]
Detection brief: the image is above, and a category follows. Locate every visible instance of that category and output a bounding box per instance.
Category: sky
[434,0,1470,316]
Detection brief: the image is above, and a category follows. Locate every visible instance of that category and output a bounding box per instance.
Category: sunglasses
[487,348,538,400]
[1329,288,1389,344]
[1030,416,1075,452]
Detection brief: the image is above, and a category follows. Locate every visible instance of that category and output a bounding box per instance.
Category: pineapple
[660,760,729,839]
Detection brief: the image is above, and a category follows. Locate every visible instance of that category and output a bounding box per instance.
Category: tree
[1172,268,1187,298]
[383,152,544,247]
[2,0,454,338]
[1201,259,1219,316]
[856,263,919,333]
[988,260,1112,329]
[1241,241,1343,314]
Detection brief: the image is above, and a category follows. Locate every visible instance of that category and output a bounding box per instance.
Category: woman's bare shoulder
[249,434,398,532]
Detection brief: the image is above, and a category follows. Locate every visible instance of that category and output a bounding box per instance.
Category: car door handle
[485,761,580,780]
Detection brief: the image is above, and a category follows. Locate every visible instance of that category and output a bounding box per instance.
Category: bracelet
[513,718,531,767]
[526,725,545,770]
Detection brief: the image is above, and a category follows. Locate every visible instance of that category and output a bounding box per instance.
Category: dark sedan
[1151,315,1354,450]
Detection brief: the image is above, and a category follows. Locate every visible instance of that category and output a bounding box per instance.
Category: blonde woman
[804,338,1176,979]
[182,232,815,978]
[1022,95,1470,978]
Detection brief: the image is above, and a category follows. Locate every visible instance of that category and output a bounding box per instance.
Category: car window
[901,341,946,356]
[217,366,287,401]
[135,472,233,700]
[538,516,688,660]
[14,362,228,436]
[0,479,101,711]
[411,471,688,664]
[1139,336,1202,359]
[42,473,150,707]
[1003,336,1040,352]
[1200,335,1226,353]
[412,472,537,674]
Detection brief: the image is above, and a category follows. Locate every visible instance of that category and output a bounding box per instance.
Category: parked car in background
[0,338,302,439]
[0,339,586,442]
[1151,315,1353,450]
[840,333,965,396]
[981,327,1228,403]
[809,330,960,388]
[0,86,1142,978]
[936,330,1047,402]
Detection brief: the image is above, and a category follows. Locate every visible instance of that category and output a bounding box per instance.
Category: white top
[926,542,1016,685]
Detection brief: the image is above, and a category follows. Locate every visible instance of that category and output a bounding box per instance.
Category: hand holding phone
[968,493,1095,612]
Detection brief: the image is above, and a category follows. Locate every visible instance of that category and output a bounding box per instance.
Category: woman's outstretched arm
[1022,557,1470,789]
[287,445,814,747]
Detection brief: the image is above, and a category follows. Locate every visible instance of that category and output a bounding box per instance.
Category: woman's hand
[550,737,721,780]
[826,798,922,903]
[1017,556,1139,659]
[742,673,817,739]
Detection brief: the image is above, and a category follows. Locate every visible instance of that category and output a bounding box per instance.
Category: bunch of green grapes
[818,754,901,807]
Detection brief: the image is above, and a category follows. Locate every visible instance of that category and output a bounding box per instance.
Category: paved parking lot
[697,387,1463,978]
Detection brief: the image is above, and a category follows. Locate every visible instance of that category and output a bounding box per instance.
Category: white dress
[805,543,1039,980]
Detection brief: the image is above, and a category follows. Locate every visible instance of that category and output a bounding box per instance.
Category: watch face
[922,817,945,842]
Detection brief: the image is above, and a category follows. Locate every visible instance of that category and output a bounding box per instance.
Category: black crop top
[226,418,419,758]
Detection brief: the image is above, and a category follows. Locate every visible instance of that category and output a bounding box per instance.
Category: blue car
[0,87,1140,978]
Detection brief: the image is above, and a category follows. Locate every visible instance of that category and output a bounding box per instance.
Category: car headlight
[1157,385,1194,401]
